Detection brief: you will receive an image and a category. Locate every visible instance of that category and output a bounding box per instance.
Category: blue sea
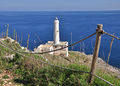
[0,11,120,68]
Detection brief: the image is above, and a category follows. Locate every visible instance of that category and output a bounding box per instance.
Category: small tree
[27,34,30,49]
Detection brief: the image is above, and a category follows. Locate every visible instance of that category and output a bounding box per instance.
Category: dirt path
[0,70,21,86]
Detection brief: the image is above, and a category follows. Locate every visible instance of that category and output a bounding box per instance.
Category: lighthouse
[34,17,68,57]
[54,17,60,45]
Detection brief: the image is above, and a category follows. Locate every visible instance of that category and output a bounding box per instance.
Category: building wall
[53,42,68,57]
[34,41,68,57]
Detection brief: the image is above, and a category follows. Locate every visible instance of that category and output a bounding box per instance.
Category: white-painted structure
[34,17,68,57]
[54,17,60,45]
[34,44,53,54]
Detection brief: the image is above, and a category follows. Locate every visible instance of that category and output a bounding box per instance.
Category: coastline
[70,51,120,78]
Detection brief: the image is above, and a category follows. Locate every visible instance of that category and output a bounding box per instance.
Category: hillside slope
[0,37,120,86]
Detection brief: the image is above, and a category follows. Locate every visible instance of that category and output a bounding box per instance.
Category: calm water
[0,11,120,68]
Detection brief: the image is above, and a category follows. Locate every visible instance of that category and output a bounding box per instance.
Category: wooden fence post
[89,24,103,83]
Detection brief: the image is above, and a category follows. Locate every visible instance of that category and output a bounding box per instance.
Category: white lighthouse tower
[54,17,60,45]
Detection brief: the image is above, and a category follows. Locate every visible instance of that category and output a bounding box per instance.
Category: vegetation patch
[2,75,9,79]
[0,38,120,86]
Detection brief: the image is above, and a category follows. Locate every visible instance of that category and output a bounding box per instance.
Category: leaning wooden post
[89,24,103,83]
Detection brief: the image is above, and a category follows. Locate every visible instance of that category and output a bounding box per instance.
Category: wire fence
[0,29,120,86]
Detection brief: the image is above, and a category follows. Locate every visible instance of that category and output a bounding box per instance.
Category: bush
[2,75,9,79]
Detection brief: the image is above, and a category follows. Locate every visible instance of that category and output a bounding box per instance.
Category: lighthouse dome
[54,17,59,23]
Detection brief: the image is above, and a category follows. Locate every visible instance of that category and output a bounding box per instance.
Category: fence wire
[0,38,91,74]
[103,31,120,40]
[11,32,96,54]
[0,32,97,74]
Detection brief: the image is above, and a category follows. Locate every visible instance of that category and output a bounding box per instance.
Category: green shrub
[2,75,9,79]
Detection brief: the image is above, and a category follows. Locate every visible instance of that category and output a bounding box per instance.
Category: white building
[34,17,68,57]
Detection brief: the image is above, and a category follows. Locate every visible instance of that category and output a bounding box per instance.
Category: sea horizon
[0,10,120,12]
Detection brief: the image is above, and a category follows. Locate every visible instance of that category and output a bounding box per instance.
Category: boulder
[4,54,15,60]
